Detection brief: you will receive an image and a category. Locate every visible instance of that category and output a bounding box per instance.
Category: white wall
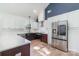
[44,9,79,52]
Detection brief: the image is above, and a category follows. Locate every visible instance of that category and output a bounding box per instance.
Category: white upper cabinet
[38,11,45,21]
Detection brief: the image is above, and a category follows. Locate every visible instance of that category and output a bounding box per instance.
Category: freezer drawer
[52,39,68,52]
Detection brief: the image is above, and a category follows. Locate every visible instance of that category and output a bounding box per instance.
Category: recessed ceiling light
[47,10,52,13]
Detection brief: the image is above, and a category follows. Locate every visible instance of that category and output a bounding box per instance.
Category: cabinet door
[53,39,68,52]
[1,47,20,56]
[42,34,48,43]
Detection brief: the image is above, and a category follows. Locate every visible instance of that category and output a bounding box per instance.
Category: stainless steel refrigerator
[52,20,68,52]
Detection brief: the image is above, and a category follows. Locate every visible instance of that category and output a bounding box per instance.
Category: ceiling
[0,3,49,20]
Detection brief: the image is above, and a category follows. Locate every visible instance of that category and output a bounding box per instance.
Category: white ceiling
[0,3,49,19]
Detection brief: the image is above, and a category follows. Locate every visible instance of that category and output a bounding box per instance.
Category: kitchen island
[0,31,31,56]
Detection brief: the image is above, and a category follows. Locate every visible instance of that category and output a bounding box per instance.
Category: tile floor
[30,40,79,56]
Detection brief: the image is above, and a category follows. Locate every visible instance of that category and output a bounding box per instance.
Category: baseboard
[69,49,79,53]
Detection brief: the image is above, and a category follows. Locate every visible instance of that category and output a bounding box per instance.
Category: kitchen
[0,3,79,56]
[0,3,49,56]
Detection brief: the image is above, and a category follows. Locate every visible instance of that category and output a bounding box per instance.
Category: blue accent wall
[45,3,79,20]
